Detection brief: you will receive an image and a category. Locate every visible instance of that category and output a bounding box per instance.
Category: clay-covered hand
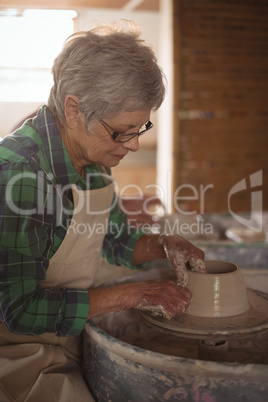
[158,233,206,287]
[88,280,191,320]
[135,280,192,320]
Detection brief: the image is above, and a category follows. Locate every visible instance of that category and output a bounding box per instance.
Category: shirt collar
[33,105,84,188]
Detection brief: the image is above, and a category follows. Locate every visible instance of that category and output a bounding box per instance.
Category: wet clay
[186,261,249,318]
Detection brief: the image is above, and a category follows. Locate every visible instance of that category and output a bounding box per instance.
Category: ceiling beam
[0,0,159,11]
[122,0,144,11]
[0,0,129,9]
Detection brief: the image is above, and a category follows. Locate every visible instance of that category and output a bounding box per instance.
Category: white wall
[0,8,159,137]
[76,8,159,51]
[0,102,42,136]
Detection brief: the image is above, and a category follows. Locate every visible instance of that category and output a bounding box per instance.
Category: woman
[0,22,206,401]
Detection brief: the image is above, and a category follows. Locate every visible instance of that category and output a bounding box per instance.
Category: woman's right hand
[134,280,192,319]
[88,280,192,320]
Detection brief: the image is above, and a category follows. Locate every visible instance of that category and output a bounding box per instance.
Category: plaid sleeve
[0,247,89,336]
[0,161,89,336]
[102,194,148,269]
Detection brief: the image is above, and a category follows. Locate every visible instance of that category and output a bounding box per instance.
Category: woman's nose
[122,135,140,152]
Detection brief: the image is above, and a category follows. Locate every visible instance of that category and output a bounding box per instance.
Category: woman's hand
[88,280,191,320]
[132,233,206,287]
[158,233,206,287]
[134,280,191,319]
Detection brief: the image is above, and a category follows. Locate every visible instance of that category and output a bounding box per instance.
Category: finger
[136,298,172,319]
[180,286,192,300]
[162,282,192,306]
[173,260,188,287]
[135,281,192,319]
[162,247,188,287]
[154,295,191,318]
[136,297,188,320]
[189,258,207,273]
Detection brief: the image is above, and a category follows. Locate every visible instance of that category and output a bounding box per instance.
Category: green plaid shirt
[0,106,144,337]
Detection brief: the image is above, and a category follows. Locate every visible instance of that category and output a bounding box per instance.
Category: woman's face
[66,109,151,172]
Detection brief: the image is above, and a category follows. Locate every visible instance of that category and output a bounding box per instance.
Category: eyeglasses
[100,119,154,143]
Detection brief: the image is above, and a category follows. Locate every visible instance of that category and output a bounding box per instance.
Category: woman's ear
[64,95,81,128]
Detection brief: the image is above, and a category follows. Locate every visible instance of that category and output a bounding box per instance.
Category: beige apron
[0,180,115,402]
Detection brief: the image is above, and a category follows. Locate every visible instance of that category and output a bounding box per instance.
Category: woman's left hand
[158,233,206,287]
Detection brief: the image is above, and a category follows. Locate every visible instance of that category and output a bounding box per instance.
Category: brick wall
[173,0,268,213]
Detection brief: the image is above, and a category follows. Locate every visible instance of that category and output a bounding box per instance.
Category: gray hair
[47,20,166,129]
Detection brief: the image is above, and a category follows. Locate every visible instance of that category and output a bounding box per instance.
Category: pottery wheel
[142,288,268,340]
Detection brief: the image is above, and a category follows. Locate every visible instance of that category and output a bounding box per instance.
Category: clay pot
[186,260,249,318]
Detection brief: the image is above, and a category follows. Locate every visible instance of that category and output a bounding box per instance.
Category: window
[0,9,77,102]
